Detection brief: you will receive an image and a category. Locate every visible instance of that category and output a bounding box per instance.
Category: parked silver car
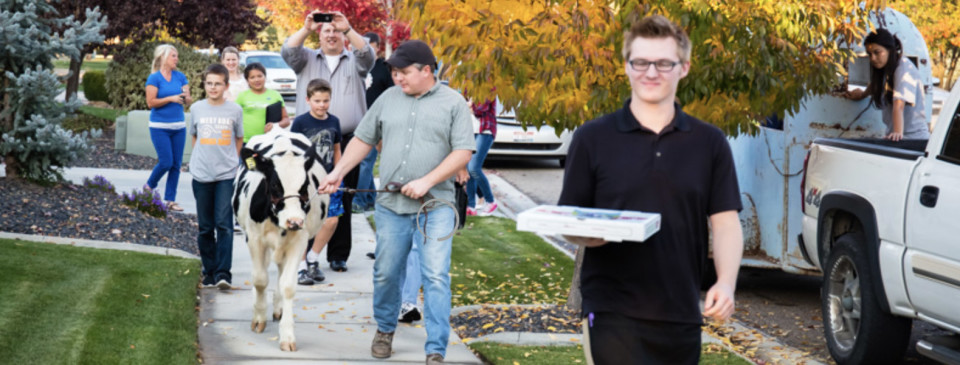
[240,51,297,96]
[485,105,573,167]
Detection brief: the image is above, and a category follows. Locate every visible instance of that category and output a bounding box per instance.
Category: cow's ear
[240,147,271,172]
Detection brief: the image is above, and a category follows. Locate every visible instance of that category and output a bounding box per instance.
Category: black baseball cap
[364,32,381,44]
[386,40,437,70]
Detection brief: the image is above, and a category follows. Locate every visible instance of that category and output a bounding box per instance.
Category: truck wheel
[821,233,912,364]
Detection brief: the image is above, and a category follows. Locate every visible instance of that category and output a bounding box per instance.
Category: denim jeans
[373,204,455,356]
[192,179,234,281]
[355,148,378,210]
[148,127,186,202]
[400,242,422,306]
[467,133,495,208]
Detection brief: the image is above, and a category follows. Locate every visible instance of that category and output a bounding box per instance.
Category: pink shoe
[478,202,498,216]
[466,207,477,216]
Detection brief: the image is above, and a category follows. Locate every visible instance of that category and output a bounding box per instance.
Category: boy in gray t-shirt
[189,64,244,289]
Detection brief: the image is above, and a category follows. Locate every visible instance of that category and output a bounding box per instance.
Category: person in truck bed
[843,28,931,141]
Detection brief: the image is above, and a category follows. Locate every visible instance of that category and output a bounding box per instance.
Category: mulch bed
[0,178,199,255]
[451,305,582,340]
[1,126,198,255]
[71,128,161,170]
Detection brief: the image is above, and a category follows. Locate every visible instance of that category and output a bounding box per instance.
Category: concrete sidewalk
[60,167,481,364]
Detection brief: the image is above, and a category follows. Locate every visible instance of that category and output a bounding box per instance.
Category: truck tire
[821,232,912,364]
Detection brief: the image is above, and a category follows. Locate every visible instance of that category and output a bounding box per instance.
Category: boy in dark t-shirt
[291,79,344,285]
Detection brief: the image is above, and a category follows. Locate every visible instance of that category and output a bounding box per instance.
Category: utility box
[124,110,194,162]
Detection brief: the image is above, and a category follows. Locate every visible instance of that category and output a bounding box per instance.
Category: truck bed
[812,138,927,160]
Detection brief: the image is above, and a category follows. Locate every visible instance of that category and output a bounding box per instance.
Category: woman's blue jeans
[147,127,185,202]
[467,133,495,208]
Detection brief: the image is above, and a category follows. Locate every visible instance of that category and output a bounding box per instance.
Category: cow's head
[241,134,317,231]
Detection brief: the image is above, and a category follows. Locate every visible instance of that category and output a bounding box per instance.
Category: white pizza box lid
[516,205,661,242]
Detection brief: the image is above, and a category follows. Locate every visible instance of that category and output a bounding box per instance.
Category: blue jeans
[467,133,495,208]
[355,148,378,209]
[148,127,186,202]
[373,204,455,356]
[401,243,421,306]
[192,179,234,281]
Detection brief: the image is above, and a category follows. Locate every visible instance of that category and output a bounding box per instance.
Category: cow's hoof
[251,321,266,333]
[273,312,282,321]
[280,341,297,352]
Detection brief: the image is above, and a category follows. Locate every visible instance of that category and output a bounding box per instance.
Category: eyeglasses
[204,81,225,88]
[628,59,681,72]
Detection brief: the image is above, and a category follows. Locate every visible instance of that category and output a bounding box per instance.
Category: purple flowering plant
[120,186,168,218]
[82,175,116,194]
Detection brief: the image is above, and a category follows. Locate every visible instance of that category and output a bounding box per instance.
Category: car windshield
[245,55,290,70]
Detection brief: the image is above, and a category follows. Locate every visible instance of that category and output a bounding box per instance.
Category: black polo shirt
[558,100,741,324]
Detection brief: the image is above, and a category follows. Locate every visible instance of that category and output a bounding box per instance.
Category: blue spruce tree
[0,0,106,182]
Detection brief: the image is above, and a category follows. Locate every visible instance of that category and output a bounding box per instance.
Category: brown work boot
[426,353,444,364]
[371,330,394,358]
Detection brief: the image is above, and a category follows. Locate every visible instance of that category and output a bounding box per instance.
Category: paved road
[487,158,942,365]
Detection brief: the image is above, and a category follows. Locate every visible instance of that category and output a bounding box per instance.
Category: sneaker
[398,303,422,323]
[202,275,216,287]
[297,269,315,285]
[466,207,477,216]
[371,330,394,358]
[216,277,231,290]
[478,202,498,216]
[352,203,365,214]
[426,353,444,364]
[307,261,325,282]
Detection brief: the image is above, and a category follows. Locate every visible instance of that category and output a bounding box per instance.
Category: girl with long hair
[843,28,930,141]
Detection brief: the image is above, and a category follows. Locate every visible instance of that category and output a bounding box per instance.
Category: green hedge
[81,70,108,102]
[105,40,217,111]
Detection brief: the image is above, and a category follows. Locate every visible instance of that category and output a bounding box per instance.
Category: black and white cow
[233,131,329,352]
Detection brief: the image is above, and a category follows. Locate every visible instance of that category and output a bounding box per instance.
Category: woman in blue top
[145,44,192,212]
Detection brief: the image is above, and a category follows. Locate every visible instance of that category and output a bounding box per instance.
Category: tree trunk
[565,246,584,311]
[4,155,18,179]
[946,50,960,91]
[1,78,11,132]
[65,51,86,102]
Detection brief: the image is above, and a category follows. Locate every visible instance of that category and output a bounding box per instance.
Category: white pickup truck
[800,85,960,364]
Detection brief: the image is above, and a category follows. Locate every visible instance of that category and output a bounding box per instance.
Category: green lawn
[469,343,752,365]
[52,57,111,72]
[0,239,200,364]
[451,216,573,306]
[79,105,125,121]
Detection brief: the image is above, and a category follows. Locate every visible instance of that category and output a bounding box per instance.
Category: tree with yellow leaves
[397,0,873,135]
[891,0,960,90]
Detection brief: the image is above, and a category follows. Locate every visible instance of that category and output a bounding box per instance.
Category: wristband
[342,28,351,35]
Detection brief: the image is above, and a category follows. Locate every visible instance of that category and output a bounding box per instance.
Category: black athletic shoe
[366,252,376,260]
[398,303,422,323]
[202,275,216,287]
[330,260,348,272]
[307,261,325,282]
[298,269,315,285]
[215,276,232,290]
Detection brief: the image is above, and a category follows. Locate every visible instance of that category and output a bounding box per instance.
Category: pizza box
[516,205,661,242]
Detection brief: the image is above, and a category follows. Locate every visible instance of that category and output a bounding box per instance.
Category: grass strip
[468,342,751,365]
[0,239,199,364]
[450,216,573,306]
[52,58,111,72]
[79,105,125,121]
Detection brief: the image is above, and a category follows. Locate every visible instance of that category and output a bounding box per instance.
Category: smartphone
[313,13,333,23]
